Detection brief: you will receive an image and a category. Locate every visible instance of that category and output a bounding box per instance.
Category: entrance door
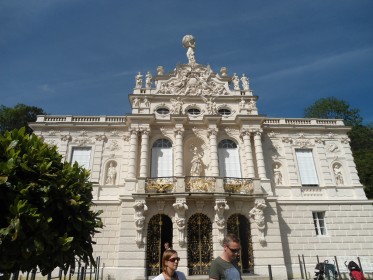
[187,213,213,275]
[146,214,173,276]
[227,214,253,273]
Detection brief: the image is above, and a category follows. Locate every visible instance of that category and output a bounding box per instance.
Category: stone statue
[241,74,250,90]
[135,72,143,89]
[202,97,217,115]
[334,164,344,185]
[132,97,140,108]
[106,162,117,185]
[232,73,240,90]
[190,147,203,176]
[145,72,152,88]
[250,200,267,245]
[248,100,256,110]
[273,164,282,185]
[143,97,150,108]
[173,199,188,245]
[133,200,148,245]
[170,97,183,114]
[239,98,246,109]
[214,199,229,244]
[182,35,196,65]
[157,66,164,75]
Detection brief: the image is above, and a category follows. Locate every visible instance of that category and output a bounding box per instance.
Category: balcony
[143,176,259,195]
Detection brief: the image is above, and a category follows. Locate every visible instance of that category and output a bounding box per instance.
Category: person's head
[164,242,170,250]
[162,249,180,273]
[222,233,240,262]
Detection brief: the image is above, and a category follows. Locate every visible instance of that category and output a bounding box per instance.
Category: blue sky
[1,1,372,123]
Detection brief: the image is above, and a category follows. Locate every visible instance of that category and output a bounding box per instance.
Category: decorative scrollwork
[224,178,254,194]
[186,177,215,192]
[145,177,175,193]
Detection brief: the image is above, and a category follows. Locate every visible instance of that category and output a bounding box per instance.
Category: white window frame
[218,139,242,178]
[71,147,92,170]
[312,211,327,236]
[151,139,173,177]
[295,149,319,186]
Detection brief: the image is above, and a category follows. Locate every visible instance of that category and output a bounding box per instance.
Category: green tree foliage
[304,97,373,198]
[304,97,362,126]
[0,128,103,275]
[0,104,46,134]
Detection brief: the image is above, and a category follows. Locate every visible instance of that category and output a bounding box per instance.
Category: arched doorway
[146,214,173,276]
[227,214,253,274]
[187,213,213,275]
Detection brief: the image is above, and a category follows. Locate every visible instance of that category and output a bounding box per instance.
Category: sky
[1,1,373,123]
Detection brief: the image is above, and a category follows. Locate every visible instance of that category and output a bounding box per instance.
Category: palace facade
[30,36,373,280]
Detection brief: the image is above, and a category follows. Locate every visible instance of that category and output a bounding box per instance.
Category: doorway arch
[227,214,253,273]
[146,214,173,276]
[187,213,213,275]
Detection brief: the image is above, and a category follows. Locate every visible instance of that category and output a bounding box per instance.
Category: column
[240,129,255,178]
[174,126,184,176]
[208,128,219,176]
[139,129,150,177]
[128,127,139,179]
[254,129,267,179]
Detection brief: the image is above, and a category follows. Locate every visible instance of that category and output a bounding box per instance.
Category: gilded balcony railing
[145,177,176,193]
[224,177,254,194]
[185,176,216,192]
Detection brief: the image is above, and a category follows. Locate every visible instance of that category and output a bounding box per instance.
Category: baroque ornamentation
[186,177,215,192]
[341,137,350,144]
[60,134,71,142]
[155,63,229,96]
[173,198,188,246]
[214,199,229,245]
[224,178,254,194]
[249,199,267,246]
[145,178,175,193]
[133,200,147,246]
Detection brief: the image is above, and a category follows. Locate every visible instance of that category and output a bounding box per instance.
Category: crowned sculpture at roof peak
[182,35,196,65]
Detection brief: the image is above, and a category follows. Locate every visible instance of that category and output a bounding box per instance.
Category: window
[187,108,201,115]
[312,212,327,236]
[156,107,170,115]
[218,108,231,116]
[295,149,319,186]
[218,139,241,177]
[71,147,91,170]
[151,139,173,177]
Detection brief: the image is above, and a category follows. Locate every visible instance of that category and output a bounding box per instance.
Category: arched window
[218,139,241,177]
[151,139,173,177]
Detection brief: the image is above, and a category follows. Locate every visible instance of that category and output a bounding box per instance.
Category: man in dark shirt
[209,233,242,280]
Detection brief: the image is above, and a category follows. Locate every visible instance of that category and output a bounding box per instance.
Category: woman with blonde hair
[153,249,186,280]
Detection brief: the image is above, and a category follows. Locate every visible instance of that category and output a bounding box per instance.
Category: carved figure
[232,73,240,90]
[214,199,229,245]
[203,97,217,114]
[273,164,282,185]
[239,98,246,109]
[248,100,256,110]
[133,200,148,245]
[182,35,196,64]
[334,164,344,185]
[170,97,183,114]
[135,72,143,88]
[143,97,150,108]
[241,74,249,90]
[132,97,140,108]
[173,199,188,245]
[190,147,203,176]
[106,162,117,185]
[250,200,267,245]
[145,72,152,88]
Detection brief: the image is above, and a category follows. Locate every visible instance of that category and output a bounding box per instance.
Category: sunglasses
[227,247,240,254]
[168,257,180,263]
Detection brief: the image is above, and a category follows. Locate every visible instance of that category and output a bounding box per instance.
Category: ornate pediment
[154,63,231,96]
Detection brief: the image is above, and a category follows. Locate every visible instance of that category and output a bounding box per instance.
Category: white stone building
[30,35,373,280]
